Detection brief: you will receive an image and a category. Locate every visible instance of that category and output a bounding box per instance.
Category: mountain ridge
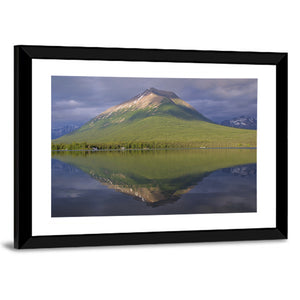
[221,116,257,129]
[51,123,81,139]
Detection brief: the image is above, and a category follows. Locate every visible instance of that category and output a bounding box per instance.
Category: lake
[51,149,256,217]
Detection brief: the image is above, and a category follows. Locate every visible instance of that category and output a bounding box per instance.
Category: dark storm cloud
[52,76,257,127]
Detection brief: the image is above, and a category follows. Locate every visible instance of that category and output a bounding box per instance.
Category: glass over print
[51,77,257,217]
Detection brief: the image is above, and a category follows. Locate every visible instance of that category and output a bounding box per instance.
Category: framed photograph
[14,45,287,249]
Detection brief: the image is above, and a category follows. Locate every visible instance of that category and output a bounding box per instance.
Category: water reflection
[52,149,256,217]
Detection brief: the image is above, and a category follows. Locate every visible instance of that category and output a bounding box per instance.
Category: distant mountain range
[52,124,82,139]
[52,88,257,148]
[221,116,257,130]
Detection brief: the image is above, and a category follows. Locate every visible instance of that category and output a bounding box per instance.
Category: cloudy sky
[52,76,257,128]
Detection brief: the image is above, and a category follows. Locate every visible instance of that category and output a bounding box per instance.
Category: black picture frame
[14,45,288,249]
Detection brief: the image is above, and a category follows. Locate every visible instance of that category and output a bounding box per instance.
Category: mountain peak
[132,87,179,99]
[90,87,212,124]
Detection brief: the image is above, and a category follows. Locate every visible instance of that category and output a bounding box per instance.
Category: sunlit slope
[53,115,256,147]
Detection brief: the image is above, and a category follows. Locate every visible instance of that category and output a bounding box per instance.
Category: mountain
[87,87,212,124]
[221,116,257,130]
[53,88,257,148]
[52,123,82,139]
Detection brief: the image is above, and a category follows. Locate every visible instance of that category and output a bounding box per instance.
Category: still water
[52,149,256,217]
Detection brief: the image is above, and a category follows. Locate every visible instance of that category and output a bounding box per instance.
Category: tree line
[51,141,255,150]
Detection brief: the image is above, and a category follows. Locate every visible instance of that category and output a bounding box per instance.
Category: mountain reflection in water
[52,149,256,217]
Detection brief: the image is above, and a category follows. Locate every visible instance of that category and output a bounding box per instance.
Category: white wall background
[0,1,297,299]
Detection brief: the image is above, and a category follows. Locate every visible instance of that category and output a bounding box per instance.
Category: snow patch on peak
[221,116,257,129]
